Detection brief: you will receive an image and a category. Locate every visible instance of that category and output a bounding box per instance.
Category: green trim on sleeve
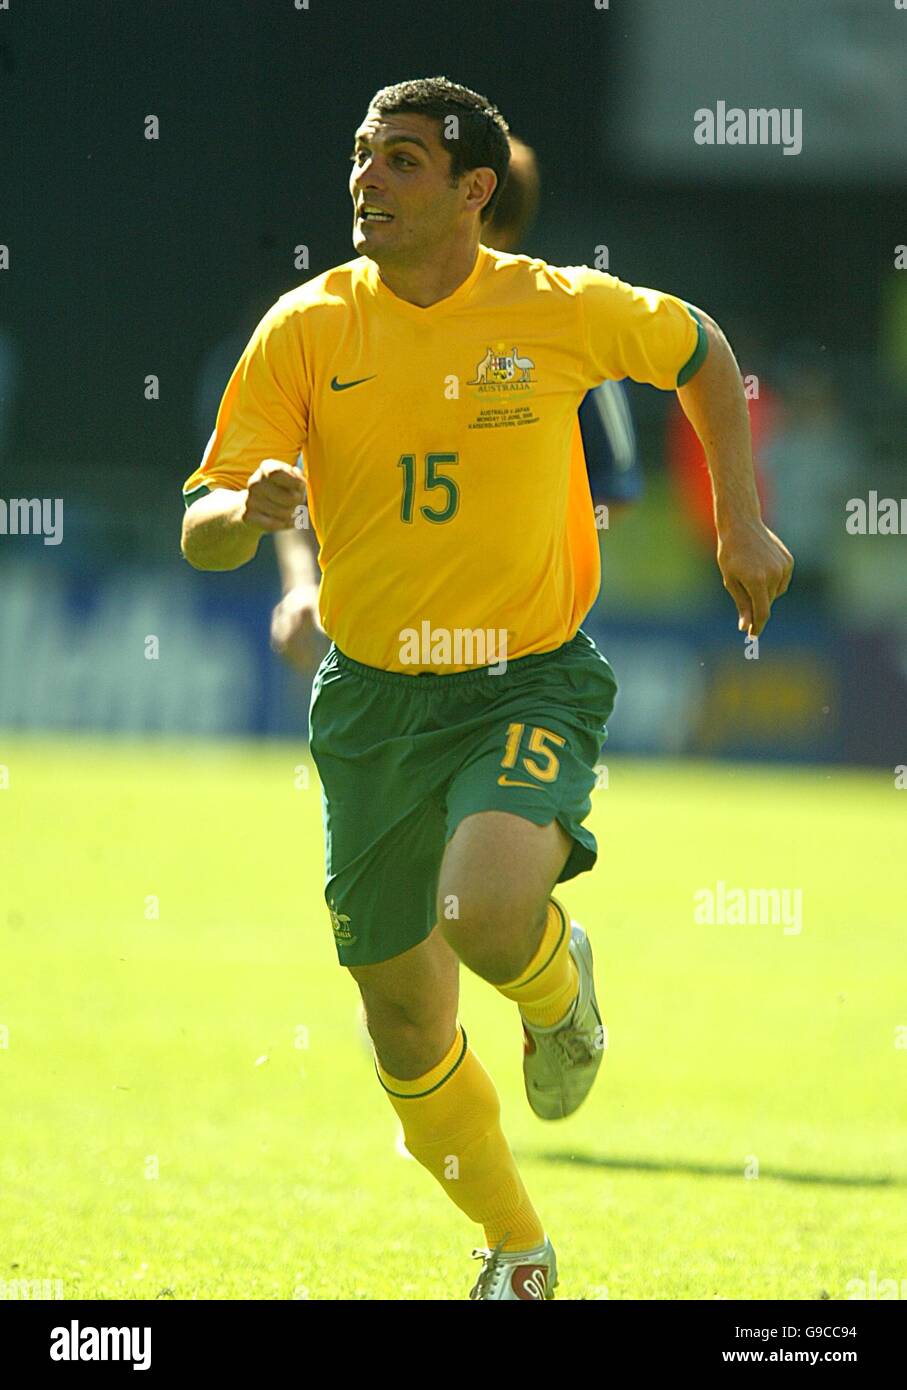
[676,309,709,387]
[182,484,212,510]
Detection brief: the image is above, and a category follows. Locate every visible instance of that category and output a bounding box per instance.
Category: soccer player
[181,77,793,1300]
[269,135,640,674]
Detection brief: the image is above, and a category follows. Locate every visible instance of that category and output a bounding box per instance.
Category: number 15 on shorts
[498,722,566,787]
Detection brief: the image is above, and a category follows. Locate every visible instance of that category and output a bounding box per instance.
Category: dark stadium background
[2,0,905,761]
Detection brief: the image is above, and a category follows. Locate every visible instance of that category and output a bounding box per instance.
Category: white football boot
[468,1234,558,1300]
[520,920,606,1120]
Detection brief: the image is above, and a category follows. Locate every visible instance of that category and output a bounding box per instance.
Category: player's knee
[359,989,423,1035]
[361,1002,456,1080]
[356,982,449,1042]
[440,893,547,984]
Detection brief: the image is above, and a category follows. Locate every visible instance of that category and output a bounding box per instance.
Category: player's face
[349,111,467,263]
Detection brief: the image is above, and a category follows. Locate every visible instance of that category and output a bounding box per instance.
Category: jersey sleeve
[182,298,309,507]
[568,267,708,392]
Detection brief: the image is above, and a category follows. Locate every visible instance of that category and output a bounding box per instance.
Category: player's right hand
[241,459,307,532]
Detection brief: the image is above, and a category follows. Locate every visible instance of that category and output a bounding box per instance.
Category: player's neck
[375,240,481,308]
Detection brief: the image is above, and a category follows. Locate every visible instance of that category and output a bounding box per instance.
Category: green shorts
[307,628,618,967]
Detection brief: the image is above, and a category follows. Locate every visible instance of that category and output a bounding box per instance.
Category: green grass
[1,737,904,1300]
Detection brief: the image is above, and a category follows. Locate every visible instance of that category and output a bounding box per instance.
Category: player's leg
[348,924,548,1261]
[436,807,574,991]
[438,810,606,1125]
[438,631,618,1119]
[309,648,551,1282]
[349,922,459,1079]
[438,807,586,1034]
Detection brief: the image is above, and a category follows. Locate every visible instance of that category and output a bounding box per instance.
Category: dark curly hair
[367,76,511,222]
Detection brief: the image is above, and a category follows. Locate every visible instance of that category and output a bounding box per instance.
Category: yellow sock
[495,898,579,1028]
[375,1024,545,1253]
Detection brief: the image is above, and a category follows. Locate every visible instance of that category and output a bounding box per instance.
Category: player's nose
[351,155,386,192]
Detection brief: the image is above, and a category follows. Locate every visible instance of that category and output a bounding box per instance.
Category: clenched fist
[717,517,794,638]
[242,459,308,533]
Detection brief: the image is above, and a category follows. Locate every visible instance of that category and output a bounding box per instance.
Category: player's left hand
[270,583,329,675]
[716,518,794,638]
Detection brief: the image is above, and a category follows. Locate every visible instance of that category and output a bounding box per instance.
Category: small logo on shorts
[497,775,539,790]
[329,900,356,944]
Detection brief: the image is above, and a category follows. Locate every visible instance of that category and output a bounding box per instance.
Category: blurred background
[2,0,905,763]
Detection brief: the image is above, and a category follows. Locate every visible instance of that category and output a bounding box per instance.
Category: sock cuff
[500,898,569,993]
[375,1023,468,1099]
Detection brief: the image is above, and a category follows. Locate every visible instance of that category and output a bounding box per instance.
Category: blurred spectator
[760,364,862,604]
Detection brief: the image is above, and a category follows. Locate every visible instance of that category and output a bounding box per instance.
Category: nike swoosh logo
[331,374,376,392]
[497,775,539,789]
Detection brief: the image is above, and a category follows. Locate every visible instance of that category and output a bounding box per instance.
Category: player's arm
[274,521,318,590]
[271,524,328,675]
[181,299,309,571]
[181,461,307,571]
[676,309,793,637]
[577,269,793,636]
[579,381,642,525]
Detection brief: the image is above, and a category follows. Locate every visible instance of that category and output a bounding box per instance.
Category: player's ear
[465,166,497,216]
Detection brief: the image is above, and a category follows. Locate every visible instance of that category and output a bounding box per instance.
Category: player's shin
[375,1024,545,1253]
[495,899,579,1028]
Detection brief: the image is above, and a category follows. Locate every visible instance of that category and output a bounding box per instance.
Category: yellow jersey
[183,245,707,671]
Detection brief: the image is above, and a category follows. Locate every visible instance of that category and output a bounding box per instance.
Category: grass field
[1,736,904,1301]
